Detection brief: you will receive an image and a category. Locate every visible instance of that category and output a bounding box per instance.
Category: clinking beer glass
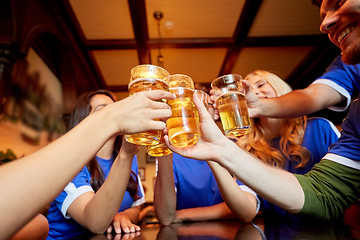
[124,64,170,146]
[211,74,251,137]
[167,74,200,147]
[146,133,172,157]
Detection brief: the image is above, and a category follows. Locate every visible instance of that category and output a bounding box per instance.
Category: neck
[259,118,284,138]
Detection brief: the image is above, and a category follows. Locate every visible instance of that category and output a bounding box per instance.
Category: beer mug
[211,74,251,137]
[167,74,200,147]
[125,64,170,146]
[146,134,172,157]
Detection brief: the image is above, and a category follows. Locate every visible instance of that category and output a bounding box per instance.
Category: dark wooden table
[67,210,360,240]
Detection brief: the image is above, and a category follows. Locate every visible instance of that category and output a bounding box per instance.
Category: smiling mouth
[337,25,355,44]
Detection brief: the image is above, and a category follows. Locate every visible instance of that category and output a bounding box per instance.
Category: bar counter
[64,207,360,240]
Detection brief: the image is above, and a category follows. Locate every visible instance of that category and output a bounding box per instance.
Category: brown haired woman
[47,90,145,239]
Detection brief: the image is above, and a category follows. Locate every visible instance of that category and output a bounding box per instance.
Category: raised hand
[104,90,174,135]
[164,93,230,162]
[241,80,263,118]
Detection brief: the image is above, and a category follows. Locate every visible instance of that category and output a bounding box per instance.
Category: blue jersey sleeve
[316,56,360,97]
[53,166,93,218]
[313,56,360,111]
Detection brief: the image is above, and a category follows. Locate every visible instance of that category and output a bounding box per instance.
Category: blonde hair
[237,70,310,168]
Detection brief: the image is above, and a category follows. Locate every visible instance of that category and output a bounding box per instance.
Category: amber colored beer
[167,88,200,147]
[124,78,169,145]
[216,92,251,137]
[147,141,172,157]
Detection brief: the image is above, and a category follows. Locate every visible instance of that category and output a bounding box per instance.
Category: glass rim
[130,64,170,82]
[166,73,192,80]
[130,64,168,71]
[167,74,194,89]
[211,74,242,88]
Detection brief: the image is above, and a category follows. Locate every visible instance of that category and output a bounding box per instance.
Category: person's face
[89,94,114,115]
[319,0,360,64]
[247,75,277,99]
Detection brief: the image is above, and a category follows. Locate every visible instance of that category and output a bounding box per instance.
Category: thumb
[193,93,213,122]
[241,80,251,95]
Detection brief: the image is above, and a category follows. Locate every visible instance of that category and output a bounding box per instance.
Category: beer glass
[167,74,200,147]
[125,64,170,145]
[146,134,172,157]
[211,74,251,137]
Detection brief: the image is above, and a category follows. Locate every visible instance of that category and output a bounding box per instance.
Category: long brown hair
[237,70,310,168]
[68,90,139,199]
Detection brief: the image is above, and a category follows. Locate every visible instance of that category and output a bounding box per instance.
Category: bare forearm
[256,85,343,118]
[154,154,177,225]
[81,153,133,233]
[0,112,115,239]
[208,162,257,223]
[175,203,235,222]
[216,140,304,213]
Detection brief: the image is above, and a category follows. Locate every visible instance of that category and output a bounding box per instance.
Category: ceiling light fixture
[154,11,164,67]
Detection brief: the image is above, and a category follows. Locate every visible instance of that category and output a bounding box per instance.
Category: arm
[174,202,236,222]
[138,205,154,221]
[165,93,304,214]
[0,90,174,239]
[66,140,137,234]
[207,161,258,223]
[10,214,49,240]
[153,154,177,225]
[243,82,344,118]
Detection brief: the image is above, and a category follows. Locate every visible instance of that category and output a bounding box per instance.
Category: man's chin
[341,44,360,65]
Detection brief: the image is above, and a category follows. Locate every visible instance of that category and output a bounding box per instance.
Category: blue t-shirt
[172,153,255,210]
[47,155,144,239]
[326,98,360,166]
[260,118,340,215]
[313,56,360,111]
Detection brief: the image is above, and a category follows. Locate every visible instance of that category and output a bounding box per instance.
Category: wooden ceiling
[54,0,344,122]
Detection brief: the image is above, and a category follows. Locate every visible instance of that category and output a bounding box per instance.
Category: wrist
[215,139,240,169]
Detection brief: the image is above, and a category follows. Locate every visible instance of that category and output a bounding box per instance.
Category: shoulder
[328,55,360,71]
[306,117,340,137]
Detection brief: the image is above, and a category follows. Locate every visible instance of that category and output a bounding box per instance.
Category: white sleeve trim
[61,183,94,219]
[324,153,360,170]
[239,185,260,214]
[252,223,267,240]
[311,79,351,111]
[131,175,146,207]
[325,118,341,138]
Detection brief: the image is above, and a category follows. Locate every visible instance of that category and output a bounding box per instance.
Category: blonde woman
[207,70,340,219]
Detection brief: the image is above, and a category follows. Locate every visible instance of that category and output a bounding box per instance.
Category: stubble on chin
[341,39,360,65]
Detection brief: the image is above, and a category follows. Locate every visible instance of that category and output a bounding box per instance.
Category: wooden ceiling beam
[84,35,327,50]
[148,38,233,49]
[85,39,137,50]
[57,0,106,89]
[219,0,263,76]
[128,0,150,64]
[245,35,329,47]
